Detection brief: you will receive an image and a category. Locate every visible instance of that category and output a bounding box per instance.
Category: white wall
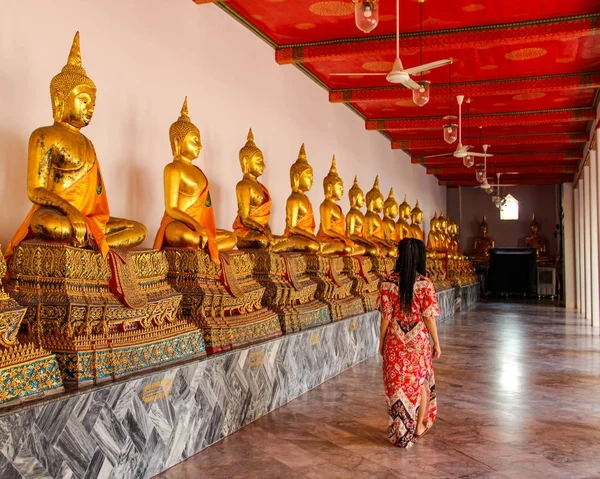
[0,0,445,248]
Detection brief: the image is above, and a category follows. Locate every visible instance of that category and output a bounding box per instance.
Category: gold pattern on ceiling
[505,48,548,61]
[309,2,354,17]
[513,92,547,100]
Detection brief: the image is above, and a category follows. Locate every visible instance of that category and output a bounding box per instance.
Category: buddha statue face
[243,151,266,177]
[290,145,313,193]
[55,85,96,128]
[481,223,488,236]
[179,131,202,161]
[299,167,314,192]
[323,156,344,201]
[531,222,539,235]
[385,202,398,220]
[412,210,422,224]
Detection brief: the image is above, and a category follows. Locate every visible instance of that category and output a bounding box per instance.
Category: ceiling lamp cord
[419,0,423,83]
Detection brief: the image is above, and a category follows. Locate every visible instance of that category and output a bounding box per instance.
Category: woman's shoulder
[380,274,399,290]
[414,275,434,290]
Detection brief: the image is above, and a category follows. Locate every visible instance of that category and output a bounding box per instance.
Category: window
[500,194,519,220]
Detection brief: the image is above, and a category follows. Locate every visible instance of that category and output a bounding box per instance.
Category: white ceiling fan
[330,0,452,89]
[424,96,494,160]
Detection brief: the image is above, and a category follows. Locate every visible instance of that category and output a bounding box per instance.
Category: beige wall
[0,0,445,248]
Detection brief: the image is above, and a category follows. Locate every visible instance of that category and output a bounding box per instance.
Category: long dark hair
[392,238,427,314]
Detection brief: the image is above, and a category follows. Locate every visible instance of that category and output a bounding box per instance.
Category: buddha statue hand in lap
[410,200,425,242]
[6,32,146,258]
[316,156,365,256]
[154,97,236,263]
[396,194,413,240]
[383,188,400,244]
[232,129,294,252]
[346,176,381,257]
[283,144,323,253]
[364,177,395,257]
[472,215,495,257]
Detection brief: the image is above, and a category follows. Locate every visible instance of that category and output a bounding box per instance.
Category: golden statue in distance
[525,213,549,259]
[346,177,381,256]
[410,200,425,242]
[382,188,400,244]
[427,212,441,250]
[396,194,413,240]
[472,215,495,258]
[448,218,460,254]
[438,211,450,251]
[284,144,325,253]
[6,32,146,257]
[316,156,365,255]
[364,177,395,257]
[232,129,294,252]
[154,98,236,262]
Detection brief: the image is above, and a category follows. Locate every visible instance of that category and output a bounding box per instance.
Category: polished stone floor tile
[155,302,600,479]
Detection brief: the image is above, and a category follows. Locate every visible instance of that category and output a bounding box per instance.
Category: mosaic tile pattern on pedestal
[0,311,379,479]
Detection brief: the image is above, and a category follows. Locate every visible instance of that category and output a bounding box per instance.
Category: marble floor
[155,302,600,479]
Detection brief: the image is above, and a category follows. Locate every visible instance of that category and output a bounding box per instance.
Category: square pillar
[562,183,576,309]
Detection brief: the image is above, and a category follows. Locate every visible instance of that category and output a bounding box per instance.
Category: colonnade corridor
[156,303,600,479]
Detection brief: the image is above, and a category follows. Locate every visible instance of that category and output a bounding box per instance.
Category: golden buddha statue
[154,98,236,262]
[232,129,294,252]
[382,188,400,245]
[525,213,549,259]
[364,177,395,257]
[316,156,365,255]
[426,212,441,250]
[410,200,425,242]
[438,211,450,251]
[448,218,460,254]
[283,144,325,253]
[6,32,146,258]
[472,215,495,258]
[346,177,381,257]
[396,194,413,240]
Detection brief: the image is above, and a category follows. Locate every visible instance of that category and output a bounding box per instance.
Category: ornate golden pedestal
[6,241,202,386]
[306,254,364,320]
[244,251,331,333]
[163,248,282,353]
[0,291,63,406]
[342,256,380,312]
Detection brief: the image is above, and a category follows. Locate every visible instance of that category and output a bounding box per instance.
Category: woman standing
[377,238,441,447]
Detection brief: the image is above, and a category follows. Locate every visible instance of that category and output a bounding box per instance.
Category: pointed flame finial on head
[180,96,189,120]
[247,128,254,143]
[298,143,307,161]
[67,31,82,67]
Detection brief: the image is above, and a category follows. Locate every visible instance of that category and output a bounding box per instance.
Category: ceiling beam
[393,133,588,150]
[329,72,600,103]
[276,15,599,65]
[367,108,596,131]
[440,177,572,186]
[431,165,578,176]
[412,152,581,167]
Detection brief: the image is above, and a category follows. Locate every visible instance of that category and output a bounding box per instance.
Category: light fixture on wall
[442,63,457,144]
[353,0,380,33]
[412,0,430,106]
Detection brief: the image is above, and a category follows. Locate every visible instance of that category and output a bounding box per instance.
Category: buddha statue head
[169,97,201,161]
[439,211,448,235]
[399,194,412,220]
[430,212,439,233]
[383,188,399,220]
[530,213,540,235]
[239,128,265,178]
[50,32,96,128]
[480,215,489,236]
[290,144,313,193]
[348,176,365,209]
[449,218,458,237]
[411,200,423,225]
[323,155,344,201]
[365,176,384,213]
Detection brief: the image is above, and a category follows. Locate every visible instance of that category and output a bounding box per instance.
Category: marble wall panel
[0,312,379,479]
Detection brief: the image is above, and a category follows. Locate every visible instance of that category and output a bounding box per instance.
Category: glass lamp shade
[354,1,379,33]
[475,169,486,183]
[443,123,458,144]
[463,155,475,168]
[412,80,431,107]
[492,195,502,207]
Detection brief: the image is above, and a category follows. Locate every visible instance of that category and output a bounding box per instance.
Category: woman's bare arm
[423,315,441,359]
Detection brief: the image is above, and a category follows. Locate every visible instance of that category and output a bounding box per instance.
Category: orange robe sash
[284,200,316,236]
[232,182,271,239]
[6,161,110,258]
[316,207,354,247]
[153,176,218,263]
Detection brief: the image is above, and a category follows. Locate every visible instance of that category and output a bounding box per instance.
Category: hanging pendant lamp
[412,0,431,107]
[462,98,474,168]
[353,0,380,33]
[442,63,457,144]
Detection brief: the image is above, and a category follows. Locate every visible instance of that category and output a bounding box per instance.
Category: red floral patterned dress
[376,274,441,448]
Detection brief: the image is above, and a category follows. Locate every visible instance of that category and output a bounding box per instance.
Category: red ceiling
[198,0,600,185]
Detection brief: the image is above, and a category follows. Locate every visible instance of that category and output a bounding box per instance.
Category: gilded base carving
[305,254,365,321]
[6,241,199,385]
[342,256,380,312]
[163,248,282,354]
[244,251,331,333]
[0,295,63,406]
